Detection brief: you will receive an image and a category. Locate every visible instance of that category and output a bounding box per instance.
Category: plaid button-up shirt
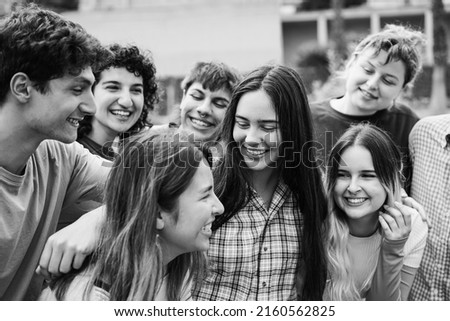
[408,114,450,301]
[193,181,303,300]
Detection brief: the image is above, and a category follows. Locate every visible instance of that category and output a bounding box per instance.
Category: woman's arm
[366,236,408,300]
[367,202,414,300]
[400,265,418,300]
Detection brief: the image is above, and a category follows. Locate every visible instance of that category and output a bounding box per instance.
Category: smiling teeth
[202,223,212,233]
[246,149,266,156]
[347,198,366,204]
[111,111,131,117]
[191,118,211,127]
[67,118,80,126]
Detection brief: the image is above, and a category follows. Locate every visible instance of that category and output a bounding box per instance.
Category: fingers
[380,202,412,240]
[38,240,55,281]
[378,214,390,233]
[73,252,88,270]
[402,196,428,224]
[38,235,86,280]
[382,203,407,229]
[58,248,76,274]
[45,243,64,277]
[393,201,412,228]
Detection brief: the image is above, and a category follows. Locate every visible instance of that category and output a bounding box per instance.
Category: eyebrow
[213,96,229,103]
[235,115,278,124]
[338,168,376,173]
[200,185,213,194]
[102,80,143,87]
[74,77,94,87]
[366,61,400,81]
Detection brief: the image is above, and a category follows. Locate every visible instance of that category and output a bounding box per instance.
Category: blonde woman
[324,124,427,300]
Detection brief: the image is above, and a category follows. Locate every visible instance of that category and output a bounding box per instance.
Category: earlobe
[156,216,165,230]
[156,208,168,230]
[10,72,32,103]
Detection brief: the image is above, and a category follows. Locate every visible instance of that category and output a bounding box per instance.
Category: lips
[67,117,83,127]
[359,88,378,100]
[201,222,213,236]
[110,110,132,120]
[242,146,267,159]
[345,197,368,205]
[190,116,214,128]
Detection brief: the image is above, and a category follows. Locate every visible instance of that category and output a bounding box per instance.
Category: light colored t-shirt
[349,209,428,299]
[0,140,109,300]
[38,271,192,301]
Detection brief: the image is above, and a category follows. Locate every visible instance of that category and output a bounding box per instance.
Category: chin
[57,134,77,144]
[193,131,214,142]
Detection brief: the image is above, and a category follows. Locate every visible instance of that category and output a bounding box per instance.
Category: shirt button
[264,247,268,251]
[262,282,267,287]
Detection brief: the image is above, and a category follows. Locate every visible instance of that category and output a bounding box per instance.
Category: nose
[347,177,362,194]
[212,193,224,216]
[196,98,212,116]
[244,126,263,146]
[365,75,379,90]
[80,90,97,116]
[118,91,133,108]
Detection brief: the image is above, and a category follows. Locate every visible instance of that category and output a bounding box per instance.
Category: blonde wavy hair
[324,124,403,300]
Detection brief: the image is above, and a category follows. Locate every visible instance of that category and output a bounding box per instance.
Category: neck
[88,120,118,147]
[331,95,377,116]
[347,213,379,237]
[0,107,43,174]
[249,167,280,209]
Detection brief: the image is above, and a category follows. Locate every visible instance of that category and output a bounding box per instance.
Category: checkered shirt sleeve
[408,114,450,301]
[192,181,303,300]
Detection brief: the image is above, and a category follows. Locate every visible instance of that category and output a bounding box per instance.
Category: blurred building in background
[1,0,449,120]
[282,0,450,67]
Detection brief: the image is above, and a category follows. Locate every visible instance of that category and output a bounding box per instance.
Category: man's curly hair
[78,44,159,139]
[0,3,107,104]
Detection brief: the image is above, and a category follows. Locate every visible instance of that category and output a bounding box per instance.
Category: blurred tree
[296,47,331,94]
[429,0,449,112]
[10,0,79,12]
[330,0,348,70]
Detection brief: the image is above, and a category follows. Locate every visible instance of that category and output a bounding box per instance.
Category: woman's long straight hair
[51,129,208,300]
[325,123,403,300]
[213,64,328,300]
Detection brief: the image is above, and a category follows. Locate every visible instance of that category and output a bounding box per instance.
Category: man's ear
[10,72,32,103]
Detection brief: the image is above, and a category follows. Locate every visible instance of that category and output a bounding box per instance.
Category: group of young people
[0,4,448,301]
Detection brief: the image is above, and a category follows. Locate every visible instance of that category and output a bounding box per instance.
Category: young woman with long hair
[193,64,327,300]
[39,129,224,300]
[324,123,427,300]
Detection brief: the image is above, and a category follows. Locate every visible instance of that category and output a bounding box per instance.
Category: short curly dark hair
[78,44,159,139]
[0,3,107,104]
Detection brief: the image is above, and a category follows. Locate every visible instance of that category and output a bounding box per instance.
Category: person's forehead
[63,67,95,83]
[99,67,143,83]
[189,82,231,98]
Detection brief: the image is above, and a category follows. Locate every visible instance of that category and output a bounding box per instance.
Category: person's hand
[401,190,428,224]
[379,201,412,241]
[36,206,105,281]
